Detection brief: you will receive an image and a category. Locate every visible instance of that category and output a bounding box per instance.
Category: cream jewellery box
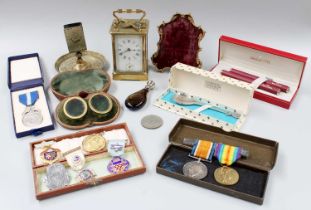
[154,63,254,131]
[212,36,307,109]
[8,53,54,138]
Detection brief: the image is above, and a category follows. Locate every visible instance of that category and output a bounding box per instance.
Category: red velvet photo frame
[151,14,205,72]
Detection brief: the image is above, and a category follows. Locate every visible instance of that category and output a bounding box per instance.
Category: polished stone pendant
[125,81,155,111]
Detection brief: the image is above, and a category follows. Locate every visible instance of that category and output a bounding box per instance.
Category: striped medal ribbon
[190,140,216,162]
[19,91,39,106]
[214,143,242,166]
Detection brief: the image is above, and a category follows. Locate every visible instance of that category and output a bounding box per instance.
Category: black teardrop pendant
[125,88,148,110]
[124,81,155,111]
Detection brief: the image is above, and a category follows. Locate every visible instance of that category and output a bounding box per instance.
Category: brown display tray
[156,119,278,204]
[30,123,146,200]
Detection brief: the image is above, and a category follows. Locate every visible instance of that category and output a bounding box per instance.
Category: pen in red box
[230,68,290,93]
[221,70,281,95]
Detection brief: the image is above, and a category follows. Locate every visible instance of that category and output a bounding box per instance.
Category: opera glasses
[62,93,113,120]
[56,92,120,129]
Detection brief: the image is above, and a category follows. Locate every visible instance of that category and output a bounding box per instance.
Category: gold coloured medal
[214,166,239,185]
[82,134,106,153]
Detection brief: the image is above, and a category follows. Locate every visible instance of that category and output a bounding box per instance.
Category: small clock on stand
[110,9,149,81]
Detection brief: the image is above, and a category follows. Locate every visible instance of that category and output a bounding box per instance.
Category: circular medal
[46,163,70,190]
[107,157,130,174]
[22,106,43,127]
[77,169,96,182]
[67,153,85,171]
[141,114,163,129]
[40,146,61,164]
[88,93,113,115]
[183,161,208,180]
[63,97,88,120]
[214,166,239,185]
[82,134,106,153]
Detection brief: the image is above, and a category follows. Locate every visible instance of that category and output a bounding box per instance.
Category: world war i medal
[182,138,249,184]
[213,143,246,185]
[182,140,216,180]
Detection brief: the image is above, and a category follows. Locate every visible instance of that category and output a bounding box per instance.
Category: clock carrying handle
[113,9,146,25]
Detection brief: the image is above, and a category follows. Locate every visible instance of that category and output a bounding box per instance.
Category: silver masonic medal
[46,163,70,190]
[22,106,43,127]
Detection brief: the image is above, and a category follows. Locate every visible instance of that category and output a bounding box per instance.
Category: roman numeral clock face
[115,35,143,72]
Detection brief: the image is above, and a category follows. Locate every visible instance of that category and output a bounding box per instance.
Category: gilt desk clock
[110,9,149,80]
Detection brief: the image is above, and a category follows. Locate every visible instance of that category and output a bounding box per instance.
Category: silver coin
[46,163,70,190]
[22,106,43,127]
[141,114,163,129]
[183,161,208,180]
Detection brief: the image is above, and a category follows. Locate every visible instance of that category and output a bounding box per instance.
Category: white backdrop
[1,0,311,209]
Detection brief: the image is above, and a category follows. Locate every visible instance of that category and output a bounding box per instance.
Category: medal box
[30,123,146,200]
[156,119,278,204]
[7,53,54,138]
[154,63,254,131]
[212,35,307,109]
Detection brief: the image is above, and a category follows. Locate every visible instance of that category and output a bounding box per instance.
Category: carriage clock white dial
[114,35,143,72]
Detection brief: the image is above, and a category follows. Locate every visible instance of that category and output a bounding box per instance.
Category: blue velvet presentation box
[8,53,54,138]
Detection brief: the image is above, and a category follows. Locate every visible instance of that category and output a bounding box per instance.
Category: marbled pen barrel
[221,70,281,95]
[230,68,290,93]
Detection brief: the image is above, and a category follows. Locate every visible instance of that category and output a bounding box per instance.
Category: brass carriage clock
[110,9,149,80]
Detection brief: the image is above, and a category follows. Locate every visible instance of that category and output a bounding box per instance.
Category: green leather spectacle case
[51,69,110,99]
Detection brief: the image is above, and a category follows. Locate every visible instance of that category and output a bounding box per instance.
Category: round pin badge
[107,156,130,174]
[141,114,163,129]
[68,154,85,171]
[77,169,96,182]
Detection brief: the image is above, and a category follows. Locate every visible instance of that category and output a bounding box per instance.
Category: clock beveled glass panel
[114,35,143,72]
